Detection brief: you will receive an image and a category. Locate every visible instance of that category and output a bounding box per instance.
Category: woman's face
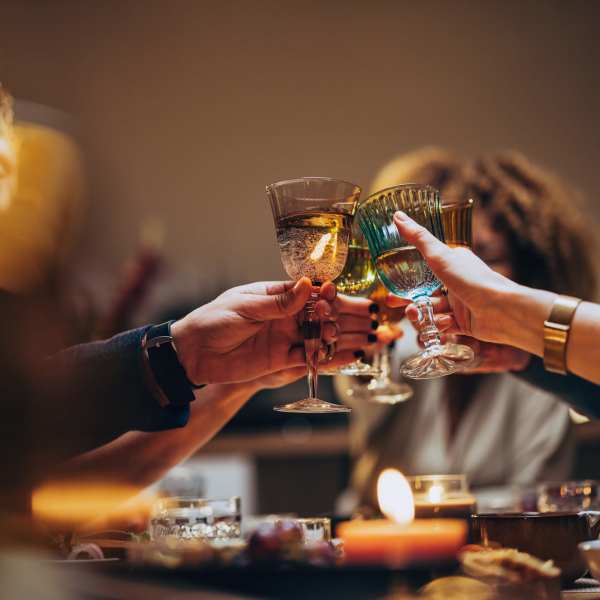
[472,208,514,279]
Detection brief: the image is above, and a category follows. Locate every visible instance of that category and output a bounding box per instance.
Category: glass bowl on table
[149,496,241,542]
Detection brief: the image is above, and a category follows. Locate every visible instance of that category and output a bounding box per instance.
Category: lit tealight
[427,484,444,504]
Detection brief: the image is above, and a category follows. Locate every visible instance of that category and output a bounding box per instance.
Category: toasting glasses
[268,177,361,413]
[357,184,474,379]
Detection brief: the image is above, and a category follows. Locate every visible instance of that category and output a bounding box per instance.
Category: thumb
[393,211,451,276]
[239,277,313,321]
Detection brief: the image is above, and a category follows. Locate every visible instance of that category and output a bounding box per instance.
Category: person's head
[370,147,597,299]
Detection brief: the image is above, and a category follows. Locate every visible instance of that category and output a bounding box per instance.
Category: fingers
[324,350,367,369]
[335,332,379,352]
[322,321,340,344]
[315,298,338,321]
[236,277,314,320]
[375,324,404,346]
[385,293,410,308]
[393,212,451,275]
[319,281,337,302]
[458,341,531,374]
[405,295,451,323]
[337,314,376,334]
[335,294,373,317]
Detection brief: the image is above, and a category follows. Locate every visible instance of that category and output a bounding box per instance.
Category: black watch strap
[143,320,204,408]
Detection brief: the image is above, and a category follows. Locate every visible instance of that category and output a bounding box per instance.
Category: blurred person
[339,149,596,512]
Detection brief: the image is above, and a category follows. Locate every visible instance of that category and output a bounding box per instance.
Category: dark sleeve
[513,357,600,418]
[38,326,190,458]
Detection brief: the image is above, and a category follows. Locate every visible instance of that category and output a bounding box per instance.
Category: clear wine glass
[334,223,381,377]
[357,183,474,379]
[362,276,414,403]
[267,177,361,413]
[441,197,474,249]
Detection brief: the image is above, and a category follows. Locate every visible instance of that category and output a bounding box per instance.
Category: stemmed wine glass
[441,198,474,249]
[267,177,361,413]
[357,183,474,379]
[334,223,381,377]
[363,277,413,403]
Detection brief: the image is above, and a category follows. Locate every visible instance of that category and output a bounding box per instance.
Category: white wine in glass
[334,226,380,377]
[268,177,360,413]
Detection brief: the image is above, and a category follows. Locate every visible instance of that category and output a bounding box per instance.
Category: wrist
[171,318,206,386]
[498,284,557,356]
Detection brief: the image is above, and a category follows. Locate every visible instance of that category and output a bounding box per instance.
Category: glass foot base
[273,398,352,414]
[366,380,413,404]
[339,360,382,377]
[400,343,475,380]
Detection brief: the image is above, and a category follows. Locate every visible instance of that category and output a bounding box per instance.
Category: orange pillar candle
[338,470,467,566]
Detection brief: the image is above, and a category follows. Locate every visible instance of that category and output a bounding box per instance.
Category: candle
[409,475,476,520]
[338,469,467,566]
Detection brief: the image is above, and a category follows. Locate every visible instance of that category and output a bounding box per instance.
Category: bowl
[579,540,600,581]
[470,512,600,582]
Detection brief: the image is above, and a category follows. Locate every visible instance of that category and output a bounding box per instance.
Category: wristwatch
[543,295,582,375]
[141,320,204,408]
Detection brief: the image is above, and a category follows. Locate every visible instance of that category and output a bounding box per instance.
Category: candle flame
[427,484,444,504]
[309,233,332,261]
[377,468,414,525]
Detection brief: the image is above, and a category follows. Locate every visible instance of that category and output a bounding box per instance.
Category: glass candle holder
[538,480,600,513]
[149,496,241,541]
[296,517,332,543]
[408,475,476,519]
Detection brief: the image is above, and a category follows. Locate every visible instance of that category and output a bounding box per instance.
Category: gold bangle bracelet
[543,295,582,375]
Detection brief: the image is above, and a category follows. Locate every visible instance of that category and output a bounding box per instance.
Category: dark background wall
[1,0,599,310]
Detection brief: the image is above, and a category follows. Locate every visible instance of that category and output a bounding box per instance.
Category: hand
[172,278,376,385]
[387,211,523,346]
[441,336,531,374]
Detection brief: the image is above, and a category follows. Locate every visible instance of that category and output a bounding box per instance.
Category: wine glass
[267,177,360,413]
[357,183,474,379]
[334,224,381,377]
[441,198,474,249]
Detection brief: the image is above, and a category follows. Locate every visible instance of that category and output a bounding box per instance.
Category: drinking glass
[408,474,476,519]
[362,277,413,403]
[268,177,360,413]
[357,183,474,379]
[149,496,241,541]
[335,223,381,377]
[538,481,600,513]
[296,517,332,543]
[441,198,474,249]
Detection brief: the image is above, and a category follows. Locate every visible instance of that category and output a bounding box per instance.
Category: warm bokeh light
[31,481,154,529]
[309,232,332,261]
[427,484,444,504]
[377,468,415,525]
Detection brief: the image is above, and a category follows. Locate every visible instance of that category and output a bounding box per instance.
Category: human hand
[172,278,376,385]
[441,337,531,374]
[387,211,522,346]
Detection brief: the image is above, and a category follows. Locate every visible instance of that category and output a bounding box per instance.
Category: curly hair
[370,148,598,300]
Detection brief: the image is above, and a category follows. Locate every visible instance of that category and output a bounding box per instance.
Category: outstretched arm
[390,211,600,386]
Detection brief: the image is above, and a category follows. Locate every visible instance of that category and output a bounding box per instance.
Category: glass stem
[303,285,322,400]
[379,345,391,383]
[414,296,442,349]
